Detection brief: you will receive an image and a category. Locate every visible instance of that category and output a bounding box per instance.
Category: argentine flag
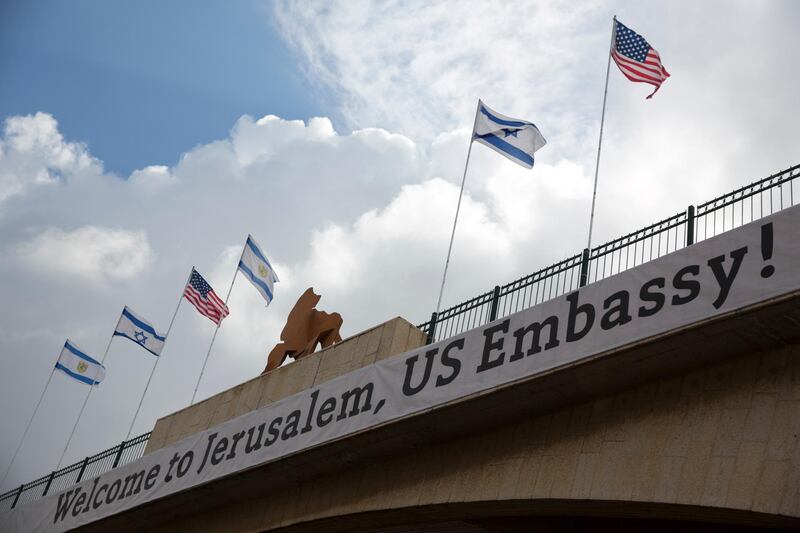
[238,234,279,304]
[113,306,166,357]
[473,100,546,169]
[56,340,106,386]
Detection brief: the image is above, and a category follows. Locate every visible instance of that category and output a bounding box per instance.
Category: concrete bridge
[87,291,800,532]
[5,203,800,533]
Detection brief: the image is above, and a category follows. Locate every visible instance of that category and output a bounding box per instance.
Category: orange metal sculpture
[263,287,343,373]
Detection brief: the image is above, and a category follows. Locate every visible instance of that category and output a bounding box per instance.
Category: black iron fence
[0,432,150,512]
[1,163,798,512]
[419,163,799,343]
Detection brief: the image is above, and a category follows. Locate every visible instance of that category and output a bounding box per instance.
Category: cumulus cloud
[273,0,800,235]
[2,0,799,491]
[0,111,443,486]
[129,165,177,191]
[16,226,154,285]
[273,0,603,153]
[0,112,99,205]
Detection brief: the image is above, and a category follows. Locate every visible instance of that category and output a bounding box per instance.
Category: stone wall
[151,340,800,531]
[145,317,426,453]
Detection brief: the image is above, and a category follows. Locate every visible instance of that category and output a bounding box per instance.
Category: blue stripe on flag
[64,341,102,366]
[479,105,535,128]
[55,362,98,385]
[474,133,535,167]
[246,236,274,270]
[121,308,166,341]
[238,260,274,302]
[112,331,162,357]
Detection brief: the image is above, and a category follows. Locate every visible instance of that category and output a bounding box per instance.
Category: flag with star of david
[113,306,166,356]
[473,100,546,169]
[612,19,670,99]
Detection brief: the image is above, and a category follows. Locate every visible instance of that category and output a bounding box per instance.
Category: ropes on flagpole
[586,16,617,251]
[435,99,481,315]
[125,269,191,440]
[0,367,55,491]
[190,248,243,406]
[56,333,115,470]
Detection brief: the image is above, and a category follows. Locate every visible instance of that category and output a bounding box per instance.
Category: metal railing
[2,163,798,512]
[419,163,799,343]
[0,432,150,512]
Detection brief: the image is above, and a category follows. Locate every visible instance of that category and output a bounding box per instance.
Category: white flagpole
[586,16,617,251]
[0,366,56,490]
[190,245,245,405]
[435,99,481,314]
[125,268,192,440]
[56,334,114,469]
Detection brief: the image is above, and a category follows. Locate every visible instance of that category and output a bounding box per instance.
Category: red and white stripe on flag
[612,48,670,93]
[183,269,230,325]
[612,19,670,99]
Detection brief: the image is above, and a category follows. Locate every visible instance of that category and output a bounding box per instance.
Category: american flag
[612,19,670,99]
[184,268,230,325]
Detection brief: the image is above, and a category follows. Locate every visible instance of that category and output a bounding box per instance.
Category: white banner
[3,205,800,532]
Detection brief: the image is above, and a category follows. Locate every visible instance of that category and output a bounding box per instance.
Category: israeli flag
[56,340,106,385]
[473,100,546,169]
[238,234,279,304]
[113,306,166,357]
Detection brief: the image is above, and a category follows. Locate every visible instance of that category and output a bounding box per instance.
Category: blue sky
[0,0,328,176]
[1,0,798,493]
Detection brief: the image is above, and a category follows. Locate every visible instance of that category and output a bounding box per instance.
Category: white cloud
[2,0,800,490]
[0,111,439,486]
[16,226,154,285]
[273,0,603,153]
[0,112,100,205]
[129,165,177,191]
[272,0,800,240]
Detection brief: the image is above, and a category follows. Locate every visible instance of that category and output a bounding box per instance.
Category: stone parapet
[144,316,426,454]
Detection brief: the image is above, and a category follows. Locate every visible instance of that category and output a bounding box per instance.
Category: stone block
[231,378,263,418]
[752,459,791,515]
[701,456,736,507]
[682,400,722,443]
[779,463,800,517]
[655,376,684,407]
[705,359,736,392]
[676,441,712,505]
[754,347,788,393]
[713,408,747,457]
[379,318,425,362]
[571,452,599,499]
[144,414,173,454]
[566,401,594,438]
[726,440,766,509]
[207,389,238,427]
[494,456,525,501]
[513,452,542,499]
[631,456,660,501]
[681,369,706,397]
[652,456,685,504]
[359,324,385,359]
[765,400,800,460]
[591,440,636,501]
[743,393,778,442]
[722,356,759,409]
